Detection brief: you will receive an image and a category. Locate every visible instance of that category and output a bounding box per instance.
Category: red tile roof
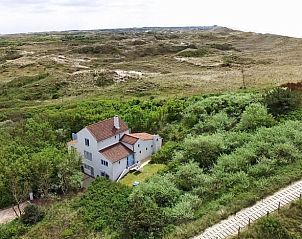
[86,117,128,142]
[120,134,139,145]
[100,143,133,163]
[129,133,154,141]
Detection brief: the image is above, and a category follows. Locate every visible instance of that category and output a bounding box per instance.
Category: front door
[127,154,135,167]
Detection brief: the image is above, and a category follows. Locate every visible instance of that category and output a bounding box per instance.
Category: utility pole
[241,66,246,89]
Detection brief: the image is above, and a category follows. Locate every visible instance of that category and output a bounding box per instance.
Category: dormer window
[85,138,90,146]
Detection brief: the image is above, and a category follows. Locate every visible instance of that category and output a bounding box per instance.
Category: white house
[68,116,162,181]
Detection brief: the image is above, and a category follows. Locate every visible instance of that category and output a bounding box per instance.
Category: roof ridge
[125,133,140,139]
[86,117,113,129]
[99,142,122,152]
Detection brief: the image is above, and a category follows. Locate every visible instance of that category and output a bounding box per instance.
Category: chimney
[114,116,120,129]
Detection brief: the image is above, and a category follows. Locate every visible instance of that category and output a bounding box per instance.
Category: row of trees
[0,118,82,213]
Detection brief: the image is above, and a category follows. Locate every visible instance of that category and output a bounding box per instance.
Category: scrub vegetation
[0,27,302,239]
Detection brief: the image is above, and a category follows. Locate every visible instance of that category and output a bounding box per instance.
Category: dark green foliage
[151,141,180,164]
[124,192,168,239]
[95,73,114,87]
[74,44,120,55]
[193,112,236,134]
[178,134,226,170]
[237,103,275,131]
[222,54,255,66]
[79,178,131,232]
[263,87,300,117]
[0,89,301,239]
[174,162,204,191]
[177,48,211,57]
[21,204,44,225]
[253,217,291,239]
[0,49,22,63]
[0,220,28,239]
[208,43,234,51]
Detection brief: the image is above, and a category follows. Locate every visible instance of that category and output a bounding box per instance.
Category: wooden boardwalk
[193,180,302,239]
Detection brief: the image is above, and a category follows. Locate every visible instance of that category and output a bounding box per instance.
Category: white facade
[69,117,162,181]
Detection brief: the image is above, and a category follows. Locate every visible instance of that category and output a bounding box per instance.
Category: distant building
[68,116,162,181]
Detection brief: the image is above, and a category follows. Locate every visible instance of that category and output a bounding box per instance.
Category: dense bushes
[0,119,82,209]
[21,205,44,225]
[0,220,28,239]
[263,87,300,117]
[0,89,301,239]
[79,178,131,232]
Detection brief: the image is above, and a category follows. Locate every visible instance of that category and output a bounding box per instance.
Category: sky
[0,0,301,37]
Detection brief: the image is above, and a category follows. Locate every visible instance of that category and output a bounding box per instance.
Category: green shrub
[177,48,211,57]
[237,103,275,131]
[0,220,28,239]
[95,73,114,87]
[194,112,236,134]
[254,217,291,239]
[179,134,226,170]
[79,178,131,232]
[263,87,300,117]
[209,43,234,51]
[151,141,180,164]
[20,204,44,225]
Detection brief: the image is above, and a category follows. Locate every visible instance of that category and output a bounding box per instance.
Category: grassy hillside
[1,27,302,112]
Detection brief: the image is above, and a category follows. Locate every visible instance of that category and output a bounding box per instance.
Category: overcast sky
[0,0,301,37]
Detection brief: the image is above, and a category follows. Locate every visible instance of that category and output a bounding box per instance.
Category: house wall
[133,139,154,163]
[75,128,129,178]
[99,152,114,179]
[153,135,163,153]
[76,128,100,177]
[112,157,128,181]
[121,141,135,151]
[97,130,129,150]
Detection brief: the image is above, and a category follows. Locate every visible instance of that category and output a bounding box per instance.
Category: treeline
[0,118,82,210]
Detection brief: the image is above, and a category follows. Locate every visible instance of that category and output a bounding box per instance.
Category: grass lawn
[120,164,166,187]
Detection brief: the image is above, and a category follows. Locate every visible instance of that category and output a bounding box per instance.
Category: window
[151,145,153,148]
[115,135,117,139]
[101,159,109,167]
[119,161,121,164]
[83,164,93,170]
[139,150,141,154]
[84,151,92,161]
[156,138,159,141]
[101,171,109,179]
[138,144,140,147]
[85,138,90,146]
[146,147,148,151]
